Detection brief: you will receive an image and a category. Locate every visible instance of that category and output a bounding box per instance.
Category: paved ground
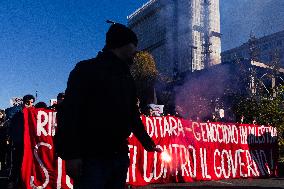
[1,177,283,189]
[1,163,283,188]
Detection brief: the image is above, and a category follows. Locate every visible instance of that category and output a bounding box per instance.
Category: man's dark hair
[23,94,35,104]
[57,92,65,100]
[35,101,47,109]
[105,22,138,49]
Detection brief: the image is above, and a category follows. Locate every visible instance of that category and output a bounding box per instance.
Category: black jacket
[55,50,155,159]
[9,108,24,146]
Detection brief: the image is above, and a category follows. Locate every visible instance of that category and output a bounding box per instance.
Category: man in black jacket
[55,22,161,189]
[8,94,35,189]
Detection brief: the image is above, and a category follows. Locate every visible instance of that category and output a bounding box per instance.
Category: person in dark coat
[0,109,6,127]
[55,22,161,189]
[7,94,35,189]
[48,92,65,111]
[0,109,10,174]
[35,101,48,109]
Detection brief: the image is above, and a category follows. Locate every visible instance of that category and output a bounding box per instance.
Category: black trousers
[9,143,24,185]
[77,152,130,189]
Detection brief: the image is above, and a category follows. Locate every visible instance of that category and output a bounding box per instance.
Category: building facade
[222,30,284,67]
[174,59,284,122]
[127,0,221,78]
[221,0,284,51]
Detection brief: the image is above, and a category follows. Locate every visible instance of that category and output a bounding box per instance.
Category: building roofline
[222,29,284,54]
[127,0,157,20]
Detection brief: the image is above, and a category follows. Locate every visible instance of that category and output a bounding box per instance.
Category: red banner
[21,108,278,188]
[127,116,278,186]
[22,108,73,189]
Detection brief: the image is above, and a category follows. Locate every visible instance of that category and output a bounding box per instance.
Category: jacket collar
[97,49,130,72]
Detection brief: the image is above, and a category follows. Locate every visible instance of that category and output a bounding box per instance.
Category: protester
[211,113,218,122]
[49,92,65,110]
[0,109,6,127]
[252,116,258,125]
[7,94,35,189]
[174,105,187,119]
[190,114,200,122]
[5,104,22,121]
[0,109,10,173]
[142,104,154,116]
[55,21,161,189]
[35,101,48,109]
[56,92,65,104]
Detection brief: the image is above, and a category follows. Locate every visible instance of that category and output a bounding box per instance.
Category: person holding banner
[8,94,35,189]
[55,21,161,189]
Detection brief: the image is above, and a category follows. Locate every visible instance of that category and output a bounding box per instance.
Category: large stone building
[221,30,284,67]
[127,0,221,78]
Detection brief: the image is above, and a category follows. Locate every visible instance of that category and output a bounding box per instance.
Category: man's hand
[65,159,82,180]
[146,144,163,152]
[153,146,163,153]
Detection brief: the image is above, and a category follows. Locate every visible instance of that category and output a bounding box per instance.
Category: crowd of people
[0,92,65,189]
[0,21,163,189]
[0,21,263,189]
[0,94,272,189]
